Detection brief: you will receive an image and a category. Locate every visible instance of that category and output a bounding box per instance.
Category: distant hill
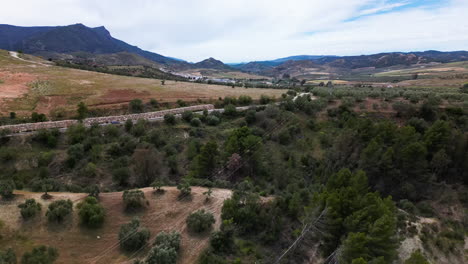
[235,50,468,76]
[0,23,188,68]
[193,57,233,70]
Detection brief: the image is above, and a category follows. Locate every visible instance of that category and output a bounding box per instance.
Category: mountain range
[1,23,468,77]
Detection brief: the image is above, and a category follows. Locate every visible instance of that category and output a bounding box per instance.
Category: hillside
[0,49,285,116]
[235,51,468,79]
[0,24,186,68]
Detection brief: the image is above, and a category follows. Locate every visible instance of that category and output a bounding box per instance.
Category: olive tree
[186,209,215,233]
[46,199,73,223]
[18,199,42,219]
[119,218,150,251]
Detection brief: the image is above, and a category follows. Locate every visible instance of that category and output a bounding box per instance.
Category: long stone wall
[0,104,215,134]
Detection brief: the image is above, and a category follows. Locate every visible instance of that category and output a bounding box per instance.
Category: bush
[21,246,58,264]
[206,115,220,126]
[186,209,215,233]
[145,231,181,264]
[164,114,176,125]
[18,199,41,219]
[190,117,201,127]
[46,199,73,222]
[177,182,191,198]
[122,189,146,210]
[34,129,59,148]
[86,184,100,198]
[77,197,105,228]
[154,231,181,251]
[259,95,271,104]
[404,250,429,264]
[0,248,16,264]
[130,99,144,113]
[119,218,150,251]
[182,111,193,122]
[0,180,15,199]
[238,95,252,106]
[223,104,237,117]
[112,167,131,186]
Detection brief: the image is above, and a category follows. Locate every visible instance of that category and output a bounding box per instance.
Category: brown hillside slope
[0,50,285,116]
[0,187,231,264]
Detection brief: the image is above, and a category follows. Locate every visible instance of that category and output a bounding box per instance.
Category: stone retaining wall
[0,104,214,134]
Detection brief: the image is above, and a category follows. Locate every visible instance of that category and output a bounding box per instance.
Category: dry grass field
[0,50,286,116]
[0,187,231,264]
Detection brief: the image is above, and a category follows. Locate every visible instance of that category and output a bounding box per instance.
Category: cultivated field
[0,50,286,116]
[0,187,231,264]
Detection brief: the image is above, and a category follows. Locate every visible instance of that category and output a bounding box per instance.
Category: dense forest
[0,86,467,264]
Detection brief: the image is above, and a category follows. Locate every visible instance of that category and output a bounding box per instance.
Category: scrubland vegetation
[0,82,467,264]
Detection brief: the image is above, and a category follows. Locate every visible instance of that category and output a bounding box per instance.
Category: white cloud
[1,0,466,62]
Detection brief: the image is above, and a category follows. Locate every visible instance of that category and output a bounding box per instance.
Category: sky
[1,0,467,63]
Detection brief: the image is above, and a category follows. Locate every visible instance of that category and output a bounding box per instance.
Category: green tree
[0,248,16,264]
[404,250,429,264]
[146,231,181,264]
[46,199,73,223]
[77,196,105,228]
[191,141,219,178]
[223,104,237,117]
[21,246,58,264]
[186,209,215,233]
[0,180,15,199]
[315,169,397,263]
[130,99,144,113]
[164,114,176,125]
[77,102,88,120]
[18,199,42,219]
[177,181,191,198]
[122,189,146,210]
[119,218,150,251]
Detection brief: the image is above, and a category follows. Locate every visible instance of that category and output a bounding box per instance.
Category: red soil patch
[0,187,231,264]
[0,71,36,99]
[96,89,151,106]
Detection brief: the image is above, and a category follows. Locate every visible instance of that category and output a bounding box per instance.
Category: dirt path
[0,187,231,264]
[9,51,50,67]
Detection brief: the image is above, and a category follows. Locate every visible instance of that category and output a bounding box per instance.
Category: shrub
[0,180,15,199]
[206,115,220,126]
[259,95,271,104]
[125,119,133,132]
[177,182,191,198]
[112,167,131,186]
[404,250,429,264]
[164,114,176,125]
[86,184,100,198]
[182,111,193,122]
[238,95,252,106]
[223,104,237,117]
[145,231,181,264]
[186,209,215,233]
[190,117,201,127]
[34,129,59,148]
[130,99,144,113]
[77,197,105,228]
[0,248,16,264]
[21,246,58,264]
[122,189,146,210]
[119,218,150,251]
[46,199,73,223]
[151,180,164,193]
[18,199,42,219]
[154,231,181,251]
